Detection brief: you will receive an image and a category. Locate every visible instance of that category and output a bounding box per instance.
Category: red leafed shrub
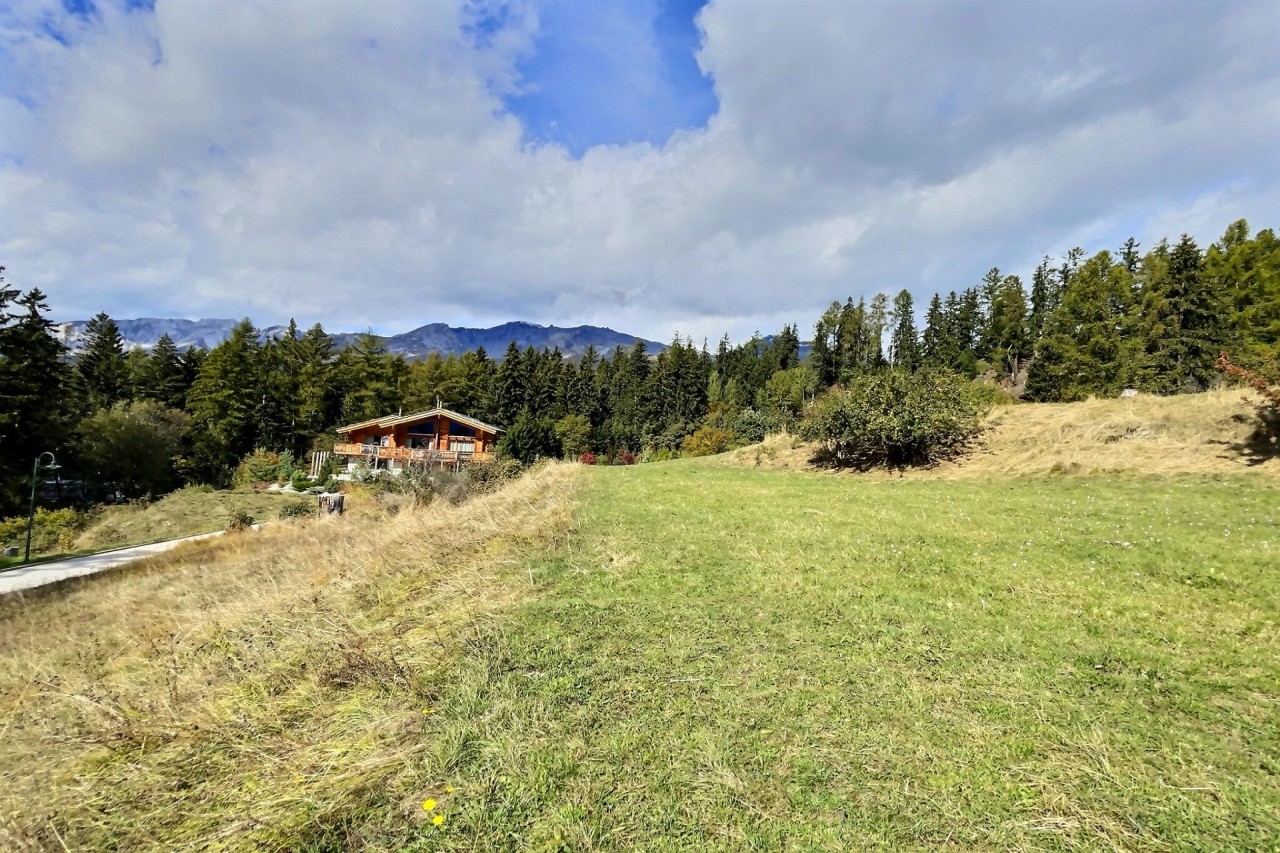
[616,451,636,466]
[579,451,597,465]
[1217,351,1280,449]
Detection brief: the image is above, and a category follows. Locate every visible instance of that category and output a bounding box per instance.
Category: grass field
[1,452,1277,849]
[72,486,312,550]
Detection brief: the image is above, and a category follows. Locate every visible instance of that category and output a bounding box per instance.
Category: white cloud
[1,0,1278,343]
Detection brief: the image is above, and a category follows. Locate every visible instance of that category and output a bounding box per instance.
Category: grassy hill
[72,486,312,550]
[728,388,1279,477]
[1,396,1277,850]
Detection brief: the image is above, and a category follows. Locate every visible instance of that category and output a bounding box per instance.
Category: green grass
[413,462,1279,851]
[73,486,311,550]
[2,461,1276,850]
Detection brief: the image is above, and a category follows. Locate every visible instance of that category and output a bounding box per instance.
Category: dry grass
[0,462,581,851]
[725,389,1279,477]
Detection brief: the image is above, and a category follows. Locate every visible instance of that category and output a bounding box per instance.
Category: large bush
[680,426,734,458]
[798,370,988,469]
[76,400,189,499]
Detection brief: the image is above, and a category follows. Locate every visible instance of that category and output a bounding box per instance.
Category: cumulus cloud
[1,0,1278,343]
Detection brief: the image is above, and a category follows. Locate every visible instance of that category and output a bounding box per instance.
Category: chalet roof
[335,407,505,436]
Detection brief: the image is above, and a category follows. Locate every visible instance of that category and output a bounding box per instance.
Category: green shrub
[0,507,90,556]
[798,370,989,469]
[731,407,774,444]
[232,450,282,488]
[680,426,734,458]
[278,501,314,520]
[226,511,255,532]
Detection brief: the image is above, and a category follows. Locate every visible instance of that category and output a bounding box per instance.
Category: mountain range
[52,318,665,361]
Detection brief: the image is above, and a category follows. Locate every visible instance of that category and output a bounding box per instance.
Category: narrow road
[0,531,225,596]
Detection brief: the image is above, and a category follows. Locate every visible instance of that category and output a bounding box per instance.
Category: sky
[1,0,1279,344]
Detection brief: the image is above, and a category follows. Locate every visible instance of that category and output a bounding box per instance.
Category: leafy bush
[579,451,598,465]
[278,501,314,520]
[555,414,593,459]
[615,451,636,466]
[1217,351,1280,453]
[798,370,989,469]
[0,507,90,555]
[730,408,774,445]
[232,450,283,488]
[226,511,255,532]
[680,426,735,458]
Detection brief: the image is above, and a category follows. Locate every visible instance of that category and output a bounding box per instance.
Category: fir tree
[1135,235,1226,393]
[185,320,266,482]
[136,333,190,410]
[76,312,127,411]
[1025,251,1137,401]
[0,285,71,512]
[889,289,920,371]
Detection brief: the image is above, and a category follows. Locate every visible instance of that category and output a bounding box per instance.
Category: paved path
[0,531,225,596]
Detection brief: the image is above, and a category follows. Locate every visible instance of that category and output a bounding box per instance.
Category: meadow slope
[1,397,1278,850]
[726,389,1280,477]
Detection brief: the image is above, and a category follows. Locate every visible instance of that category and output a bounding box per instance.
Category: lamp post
[24,452,59,564]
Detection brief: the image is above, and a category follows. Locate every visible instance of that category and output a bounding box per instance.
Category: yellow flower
[422,798,437,812]
[432,814,445,826]
[444,785,455,793]
[422,707,435,715]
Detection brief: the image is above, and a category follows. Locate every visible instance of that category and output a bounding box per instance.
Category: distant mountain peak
[55,317,663,360]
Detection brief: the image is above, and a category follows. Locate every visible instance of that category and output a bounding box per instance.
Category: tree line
[1,217,1276,510]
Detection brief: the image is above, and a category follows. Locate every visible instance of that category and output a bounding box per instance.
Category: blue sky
[504,0,716,155]
[1,0,1278,341]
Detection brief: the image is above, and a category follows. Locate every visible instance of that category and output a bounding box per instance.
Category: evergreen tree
[865,293,889,369]
[185,319,263,483]
[1028,257,1057,341]
[1135,235,1226,393]
[336,333,407,423]
[889,289,920,371]
[136,333,190,410]
[493,341,528,427]
[1025,251,1137,401]
[0,284,71,513]
[1205,220,1280,360]
[809,303,840,386]
[986,275,1031,381]
[921,293,959,369]
[76,312,127,411]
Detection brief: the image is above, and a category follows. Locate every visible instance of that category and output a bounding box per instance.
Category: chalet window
[452,440,476,453]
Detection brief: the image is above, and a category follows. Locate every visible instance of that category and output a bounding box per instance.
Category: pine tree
[493,342,528,427]
[185,319,263,483]
[987,275,1031,382]
[0,284,71,513]
[76,312,127,411]
[889,289,920,371]
[135,333,190,409]
[1135,235,1226,393]
[1205,220,1280,360]
[866,293,889,369]
[809,302,841,386]
[1028,257,1057,341]
[921,293,959,369]
[1025,251,1137,401]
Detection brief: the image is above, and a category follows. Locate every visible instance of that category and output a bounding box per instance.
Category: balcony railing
[333,443,495,464]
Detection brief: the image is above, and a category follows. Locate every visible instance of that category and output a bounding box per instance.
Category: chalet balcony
[333,443,496,465]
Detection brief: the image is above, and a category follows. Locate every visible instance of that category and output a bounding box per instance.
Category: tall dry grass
[726,389,1278,477]
[0,462,580,851]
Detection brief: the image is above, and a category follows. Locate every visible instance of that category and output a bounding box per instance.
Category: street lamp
[24,452,60,564]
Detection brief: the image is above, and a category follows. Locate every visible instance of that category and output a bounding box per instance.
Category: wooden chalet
[333,407,503,473]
